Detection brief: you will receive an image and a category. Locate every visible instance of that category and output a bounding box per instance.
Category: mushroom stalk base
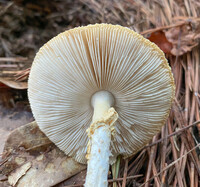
[85,108,118,187]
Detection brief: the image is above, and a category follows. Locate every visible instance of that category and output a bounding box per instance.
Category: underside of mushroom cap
[28,24,175,164]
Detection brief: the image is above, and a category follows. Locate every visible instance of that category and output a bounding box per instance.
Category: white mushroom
[28,24,175,187]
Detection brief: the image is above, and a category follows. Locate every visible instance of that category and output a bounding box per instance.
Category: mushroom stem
[85,124,112,187]
[91,91,115,122]
[85,91,118,187]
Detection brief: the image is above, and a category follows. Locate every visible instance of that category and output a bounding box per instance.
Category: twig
[160,125,168,185]
[140,21,186,35]
[152,160,160,187]
[0,57,28,62]
[193,49,200,135]
[144,136,158,187]
[161,163,167,186]
[122,159,128,187]
[190,162,194,187]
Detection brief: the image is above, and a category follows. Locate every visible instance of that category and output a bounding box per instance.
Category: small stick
[185,59,190,123]
[180,149,187,177]
[151,161,161,187]
[194,170,198,187]
[140,21,187,35]
[194,49,200,134]
[161,163,167,186]
[168,167,176,185]
[122,159,128,187]
[144,136,157,187]
[190,162,194,187]
[118,181,121,187]
[167,120,183,187]
[150,134,160,186]
[0,64,18,68]
[160,125,168,183]
[0,57,28,62]
[172,178,177,187]
[179,142,187,183]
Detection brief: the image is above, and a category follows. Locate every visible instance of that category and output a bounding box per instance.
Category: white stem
[85,91,117,187]
[91,91,115,122]
[85,124,111,187]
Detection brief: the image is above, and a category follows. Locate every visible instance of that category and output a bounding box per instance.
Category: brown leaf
[3,121,51,156]
[1,121,86,186]
[166,20,200,56]
[148,31,173,54]
[0,78,27,89]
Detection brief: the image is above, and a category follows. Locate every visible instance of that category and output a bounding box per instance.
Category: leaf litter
[0,122,86,187]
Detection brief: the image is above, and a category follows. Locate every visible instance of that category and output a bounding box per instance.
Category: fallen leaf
[2,121,51,156]
[166,20,200,56]
[0,78,27,89]
[57,170,86,187]
[148,31,173,54]
[16,155,86,187]
[1,121,86,187]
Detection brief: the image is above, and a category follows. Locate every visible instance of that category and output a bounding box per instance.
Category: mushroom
[28,24,175,186]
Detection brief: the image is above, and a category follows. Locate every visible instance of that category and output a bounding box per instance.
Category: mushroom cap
[28,24,175,164]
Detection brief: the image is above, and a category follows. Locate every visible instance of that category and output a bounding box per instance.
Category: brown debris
[166,19,200,56]
[8,162,31,186]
